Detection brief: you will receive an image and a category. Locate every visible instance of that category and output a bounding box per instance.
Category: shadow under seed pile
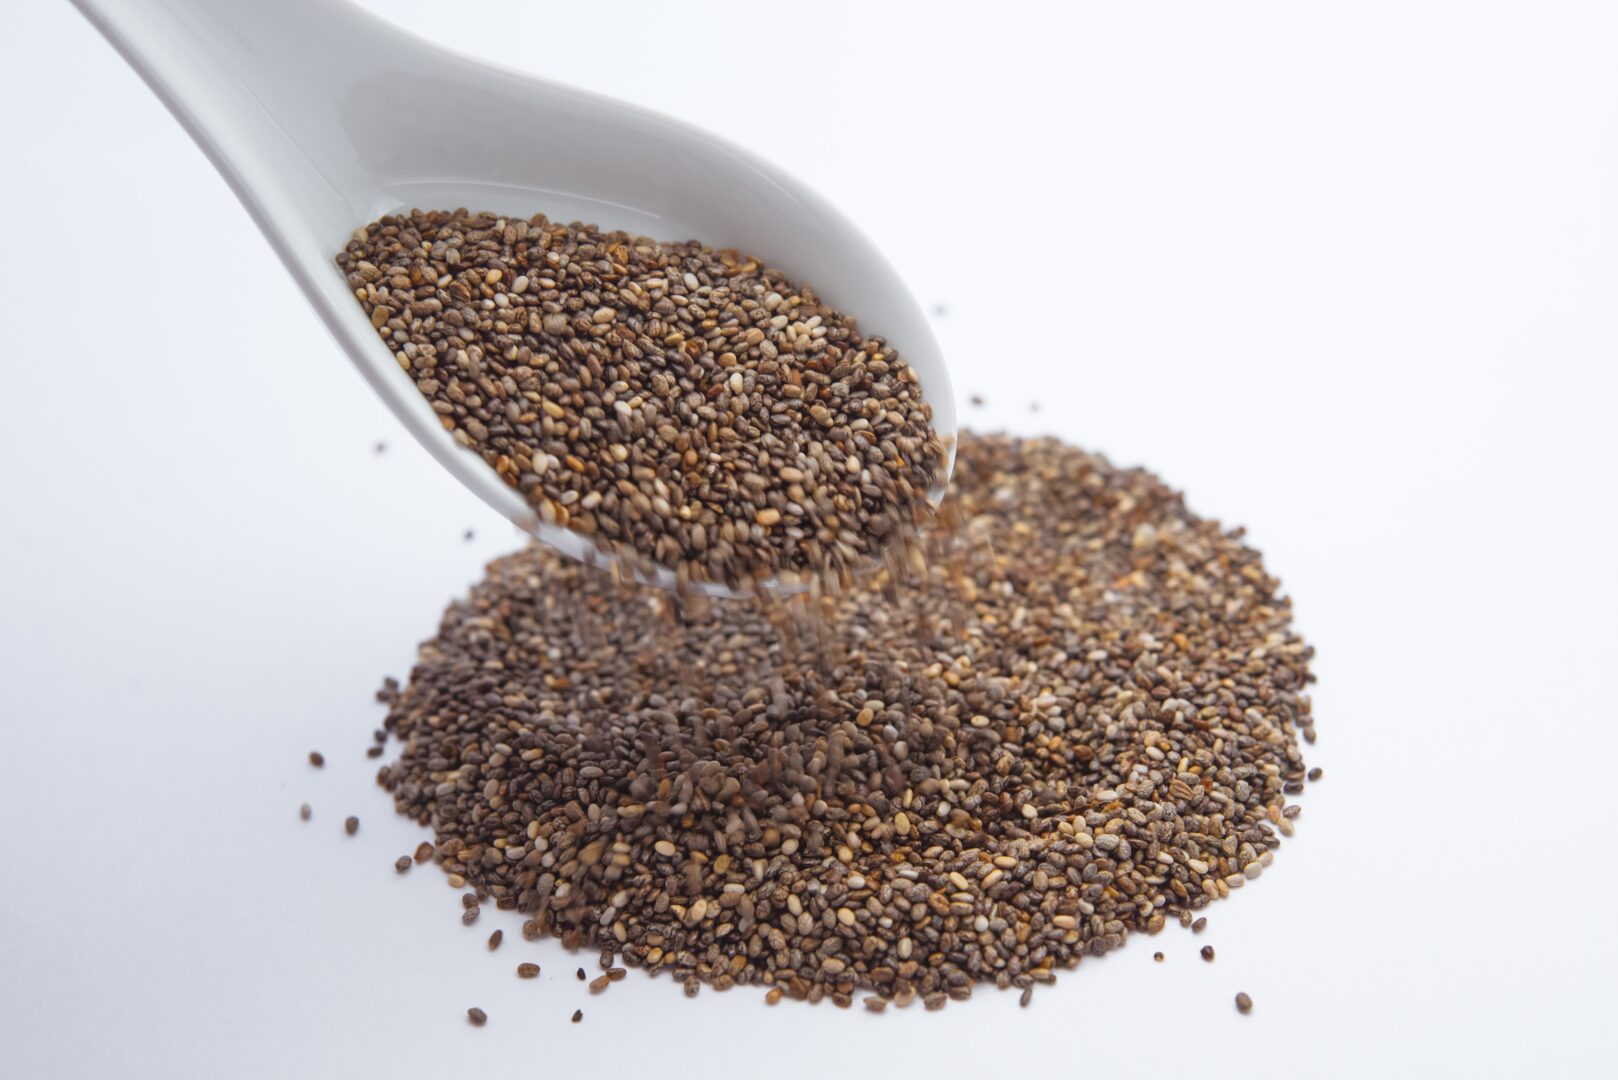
[338,209,945,589]
[378,432,1316,1008]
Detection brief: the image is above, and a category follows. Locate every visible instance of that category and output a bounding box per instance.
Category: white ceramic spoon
[69,0,955,595]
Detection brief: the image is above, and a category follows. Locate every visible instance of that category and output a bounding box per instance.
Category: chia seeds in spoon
[338,209,946,591]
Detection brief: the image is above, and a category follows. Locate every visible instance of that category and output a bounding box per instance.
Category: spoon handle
[69,0,401,242]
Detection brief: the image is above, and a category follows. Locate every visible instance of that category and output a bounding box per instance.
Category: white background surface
[2,2,1615,1077]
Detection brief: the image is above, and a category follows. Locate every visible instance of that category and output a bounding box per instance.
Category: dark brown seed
[863,997,887,1013]
[344,816,358,835]
[308,751,324,768]
[570,1009,583,1024]
[1018,986,1033,1007]
[575,968,586,981]
[467,1007,487,1026]
[298,803,311,822]
[1153,952,1164,962]
[394,856,411,873]
[517,963,540,979]
[1308,767,1323,781]
[371,432,1317,1010]
[1235,992,1253,1014]
[1193,918,1208,934]
[1201,946,1216,962]
[338,208,946,591]
[461,906,479,926]
[684,979,700,998]
[366,745,383,758]
[487,930,503,951]
[413,842,433,863]
[606,968,626,982]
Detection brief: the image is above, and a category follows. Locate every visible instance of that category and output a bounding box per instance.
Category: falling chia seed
[343,816,358,836]
[1235,992,1254,1014]
[517,963,540,979]
[1201,946,1216,963]
[308,751,324,768]
[298,803,311,822]
[372,432,1316,1010]
[466,1007,486,1026]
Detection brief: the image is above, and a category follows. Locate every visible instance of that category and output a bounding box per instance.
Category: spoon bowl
[70,0,955,596]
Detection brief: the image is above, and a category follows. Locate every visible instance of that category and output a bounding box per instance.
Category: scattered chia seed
[1153,952,1164,962]
[487,929,503,951]
[375,432,1316,1009]
[298,803,311,822]
[517,963,540,979]
[1193,918,1208,934]
[466,1007,486,1026]
[1236,992,1253,1014]
[308,751,324,768]
[1201,946,1216,962]
[571,1009,583,1024]
[394,856,411,873]
[343,815,358,836]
